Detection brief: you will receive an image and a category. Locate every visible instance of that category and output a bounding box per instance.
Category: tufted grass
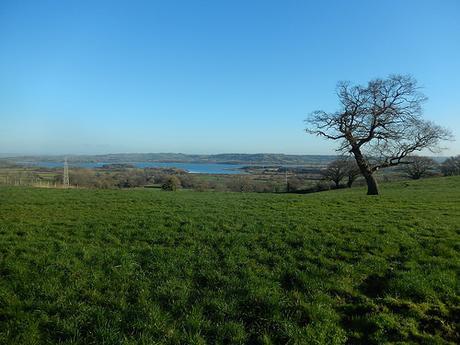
[0,176,459,344]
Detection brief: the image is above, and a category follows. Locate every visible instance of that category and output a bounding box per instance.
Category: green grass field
[0,177,459,344]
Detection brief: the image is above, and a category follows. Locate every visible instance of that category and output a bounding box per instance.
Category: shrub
[287,177,304,192]
[226,176,253,192]
[162,175,181,191]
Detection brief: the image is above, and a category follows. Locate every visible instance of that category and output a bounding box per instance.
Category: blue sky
[0,0,459,155]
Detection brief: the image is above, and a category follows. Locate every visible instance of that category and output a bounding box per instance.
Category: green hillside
[0,177,459,344]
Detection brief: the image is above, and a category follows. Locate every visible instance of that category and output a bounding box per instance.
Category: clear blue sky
[1,0,459,155]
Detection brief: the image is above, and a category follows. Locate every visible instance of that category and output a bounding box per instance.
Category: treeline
[319,155,460,189]
[1,155,458,192]
[398,155,460,179]
[55,167,329,193]
[65,168,294,192]
[65,168,184,189]
[0,166,317,192]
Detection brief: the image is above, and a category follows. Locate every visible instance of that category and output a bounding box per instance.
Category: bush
[162,175,181,191]
[177,174,195,188]
[226,176,253,192]
[301,181,332,194]
[253,181,278,193]
[287,177,304,192]
[193,181,210,192]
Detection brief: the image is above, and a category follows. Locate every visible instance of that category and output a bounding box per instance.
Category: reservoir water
[19,161,246,174]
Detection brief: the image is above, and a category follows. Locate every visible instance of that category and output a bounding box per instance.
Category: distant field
[0,177,459,344]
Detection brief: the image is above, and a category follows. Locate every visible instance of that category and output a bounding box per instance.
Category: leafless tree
[306,75,452,195]
[402,156,437,179]
[344,159,361,187]
[440,155,460,176]
[321,157,360,188]
[321,159,348,188]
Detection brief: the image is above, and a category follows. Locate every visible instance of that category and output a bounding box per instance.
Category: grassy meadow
[0,177,459,344]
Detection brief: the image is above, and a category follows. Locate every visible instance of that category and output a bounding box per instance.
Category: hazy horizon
[0,151,453,160]
[0,150,336,157]
[1,0,459,156]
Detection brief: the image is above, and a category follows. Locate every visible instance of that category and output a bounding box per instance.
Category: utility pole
[63,157,70,188]
[285,169,288,192]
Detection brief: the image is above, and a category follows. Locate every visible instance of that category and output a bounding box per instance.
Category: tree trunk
[363,172,379,195]
[346,178,352,188]
[351,146,380,195]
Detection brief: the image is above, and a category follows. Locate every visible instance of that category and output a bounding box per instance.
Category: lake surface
[19,161,246,174]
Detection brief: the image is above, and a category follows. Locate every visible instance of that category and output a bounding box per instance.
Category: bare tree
[344,159,360,187]
[306,75,451,195]
[402,156,437,179]
[440,155,460,176]
[321,157,360,188]
[321,159,348,188]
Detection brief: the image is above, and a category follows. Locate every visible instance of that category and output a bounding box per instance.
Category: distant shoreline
[0,153,340,166]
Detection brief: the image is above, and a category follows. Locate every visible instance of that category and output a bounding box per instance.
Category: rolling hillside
[0,177,459,344]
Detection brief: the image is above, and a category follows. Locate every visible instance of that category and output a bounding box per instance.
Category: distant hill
[1,153,339,165]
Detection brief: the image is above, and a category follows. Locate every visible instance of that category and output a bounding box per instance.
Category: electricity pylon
[63,157,70,188]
